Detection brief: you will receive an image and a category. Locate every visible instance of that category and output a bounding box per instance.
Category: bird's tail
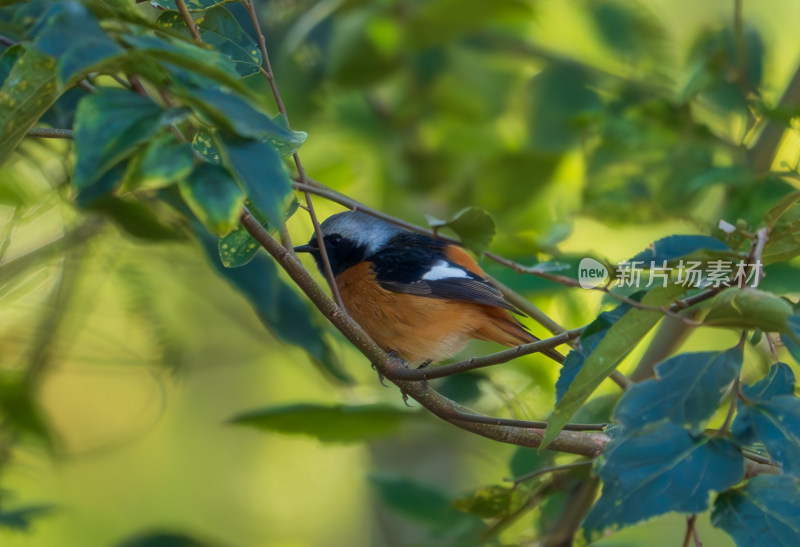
[474,308,565,363]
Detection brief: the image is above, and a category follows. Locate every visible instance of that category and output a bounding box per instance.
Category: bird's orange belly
[335,263,482,363]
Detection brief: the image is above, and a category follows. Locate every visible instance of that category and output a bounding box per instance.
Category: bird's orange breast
[335,262,534,363]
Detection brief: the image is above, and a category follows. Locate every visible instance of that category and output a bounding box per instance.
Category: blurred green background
[2,0,800,545]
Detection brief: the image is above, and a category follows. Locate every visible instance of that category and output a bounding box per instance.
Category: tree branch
[389,329,583,381]
[26,127,74,139]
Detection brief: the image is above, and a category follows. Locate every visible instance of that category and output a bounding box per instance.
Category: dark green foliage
[712,476,800,547]
[733,363,800,476]
[614,348,743,432]
[231,403,415,443]
[584,423,744,532]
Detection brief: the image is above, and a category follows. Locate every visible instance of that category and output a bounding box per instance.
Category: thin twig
[242,0,345,310]
[682,515,700,547]
[26,128,74,139]
[175,0,202,43]
[389,329,583,381]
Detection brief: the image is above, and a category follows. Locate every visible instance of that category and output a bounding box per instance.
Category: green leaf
[628,234,733,264]
[31,0,122,84]
[527,63,601,153]
[732,363,800,476]
[191,128,221,164]
[426,206,495,255]
[434,372,484,405]
[173,84,291,141]
[218,134,292,228]
[217,226,261,268]
[614,348,743,432]
[703,288,793,332]
[197,7,262,77]
[587,0,666,58]
[369,474,483,534]
[544,283,685,448]
[120,33,245,92]
[270,113,307,158]
[231,403,413,443]
[217,199,298,268]
[73,88,185,201]
[763,201,800,264]
[91,196,184,241]
[179,163,245,236]
[0,373,50,439]
[712,475,800,547]
[583,423,744,533]
[764,191,800,230]
[125,133,195,191]
[556,300,631,401]
[0,46,59,166]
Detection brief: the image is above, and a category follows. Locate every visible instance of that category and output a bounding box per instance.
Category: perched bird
[294,211,558,364]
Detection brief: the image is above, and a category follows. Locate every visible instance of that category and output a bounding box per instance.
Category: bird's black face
[295,233,367,276]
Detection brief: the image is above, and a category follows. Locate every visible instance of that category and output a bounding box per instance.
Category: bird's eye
[327,234,343,246]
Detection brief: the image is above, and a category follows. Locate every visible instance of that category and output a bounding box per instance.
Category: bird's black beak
[294,244,315,254]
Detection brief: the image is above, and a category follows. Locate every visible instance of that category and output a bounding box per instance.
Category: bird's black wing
[370,235,519,312]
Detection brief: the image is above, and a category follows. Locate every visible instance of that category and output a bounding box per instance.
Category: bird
[294,211,560,364]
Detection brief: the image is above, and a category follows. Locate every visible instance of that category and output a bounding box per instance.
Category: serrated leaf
[179,163,245,236]
[732,363,800,476]
[231,403,412,443]
[31,0,123,84]
[0,46,59,166]
[712,475,800,547]
[545,284,685,447]
[703,288,793,332]
[427,206,495,255]
[73,88,185,200]
[218,134,292,228]
[614,348,743,432]
[583,423,744,532]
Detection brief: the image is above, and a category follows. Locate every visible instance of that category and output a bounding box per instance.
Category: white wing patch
[422,260,470,281]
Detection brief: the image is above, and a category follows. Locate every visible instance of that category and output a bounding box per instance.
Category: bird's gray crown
[320,211,402,256]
